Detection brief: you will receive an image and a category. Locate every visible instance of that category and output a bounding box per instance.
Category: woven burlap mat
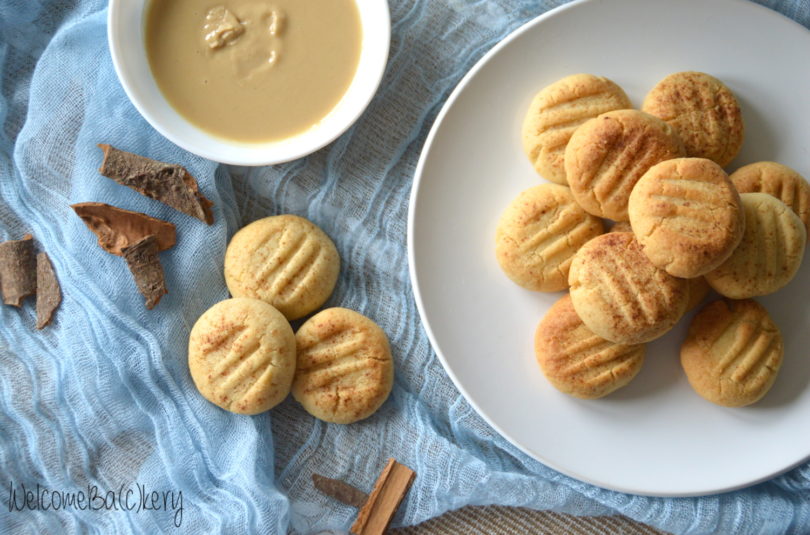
[392,507,672,535]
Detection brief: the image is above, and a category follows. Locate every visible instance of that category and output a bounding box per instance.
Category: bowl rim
[107,0,390,166]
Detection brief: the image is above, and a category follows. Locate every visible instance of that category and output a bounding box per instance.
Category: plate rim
[407,0,810,497]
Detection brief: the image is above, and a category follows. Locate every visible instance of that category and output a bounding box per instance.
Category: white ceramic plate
[408,0,810,497]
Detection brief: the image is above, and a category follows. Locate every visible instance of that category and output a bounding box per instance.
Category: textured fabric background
[394,507,669,535]
[1,1,810,534]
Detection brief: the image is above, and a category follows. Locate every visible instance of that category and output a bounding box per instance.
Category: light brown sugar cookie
[730,161,810,238]
[628,158,745,278]
[292,308,394,424]
[681,299,783,407]
[642,71,744,167]
[565,109,685,221]
[705,193,806,299]
[568,232,689,344]
[521,74,631,185]
[224,214,340,320]
[535,294,645,399]
[495,184,604,292]
[188,298,296,415]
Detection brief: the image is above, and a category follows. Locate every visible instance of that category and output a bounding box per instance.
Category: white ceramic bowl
[107,1,390,166]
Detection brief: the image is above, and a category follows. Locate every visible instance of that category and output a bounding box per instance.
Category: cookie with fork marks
[189,297,296,415]
[225,214,340,320]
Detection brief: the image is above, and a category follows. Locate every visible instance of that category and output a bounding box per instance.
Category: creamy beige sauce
[145,0,362,142]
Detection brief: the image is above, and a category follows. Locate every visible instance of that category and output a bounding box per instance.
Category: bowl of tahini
[108,0,390,166]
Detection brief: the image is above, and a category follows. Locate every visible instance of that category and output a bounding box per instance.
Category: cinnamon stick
[72,202,176,256]
[98,144,214,224]
[0,234,37,307]
[36,252,61,329]
[73,203,174,310]
[122,235,168,310]
[350,459,415,535]
[312,474,368,509]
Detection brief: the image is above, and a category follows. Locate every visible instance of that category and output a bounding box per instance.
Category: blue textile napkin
[1,0,810,534]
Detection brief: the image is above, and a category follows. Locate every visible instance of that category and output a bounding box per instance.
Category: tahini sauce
[145,0,362,142]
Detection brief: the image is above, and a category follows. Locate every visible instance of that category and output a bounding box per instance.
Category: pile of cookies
[497,72,809,406]
[188,215,393,423]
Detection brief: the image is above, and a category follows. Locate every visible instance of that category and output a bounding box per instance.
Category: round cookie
[565,109,685,221]
[521,74,631,185]
[224,214,340,320]
[292,308,393,424]
[535,294,645,399]
[642,71,744,167]
[188,298,296,415]
[681,299,783,407]
[628,158,745,278]
[730,161,810,238]
[705,193,806,299]
[568,232,689,344]
[495,184,604,292]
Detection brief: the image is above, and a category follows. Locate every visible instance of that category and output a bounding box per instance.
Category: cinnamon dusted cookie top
[681,299,783,407]
[564,109,685,221]
[629,158,745,278]
[188,298,297,415]
[224,214,340,320]
[292,308,393,424]
[568,232,689,344]
[495,183,604,292]
[730,161,810,239]
[705,193,806,299]
[521,74,631,185]
[535,294,645,399]
[642,71,744,167]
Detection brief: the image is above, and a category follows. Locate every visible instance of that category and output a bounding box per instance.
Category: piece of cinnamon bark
[350,459,415,535]
[72,202,176,256]
[313,459,416,535]
[98,144,214,225]
[312,474,368,509]
[122,235,168,310]
[0,234,37,307]
[72,203,174,310]
[36,252,61,329]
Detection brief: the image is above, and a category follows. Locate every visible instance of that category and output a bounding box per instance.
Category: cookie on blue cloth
[188,297,296,415]
[292,308,393,424]
[224,214,340,320]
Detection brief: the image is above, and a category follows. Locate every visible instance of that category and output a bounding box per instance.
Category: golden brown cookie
[642,71,744,167]
[188,297,296,415]
[495,184,604,292]
[705,193,806,298]
[730,161,810,238]
[568,232,689,344]
[628,158,745,278]
[521,74,631,185]
[224,214,340,320]
[292,308,393,424]
[681,299,783,407]
[535,294,645,399]
[565,109,685,221]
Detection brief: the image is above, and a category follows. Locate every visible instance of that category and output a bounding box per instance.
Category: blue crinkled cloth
[1,0,810,534]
